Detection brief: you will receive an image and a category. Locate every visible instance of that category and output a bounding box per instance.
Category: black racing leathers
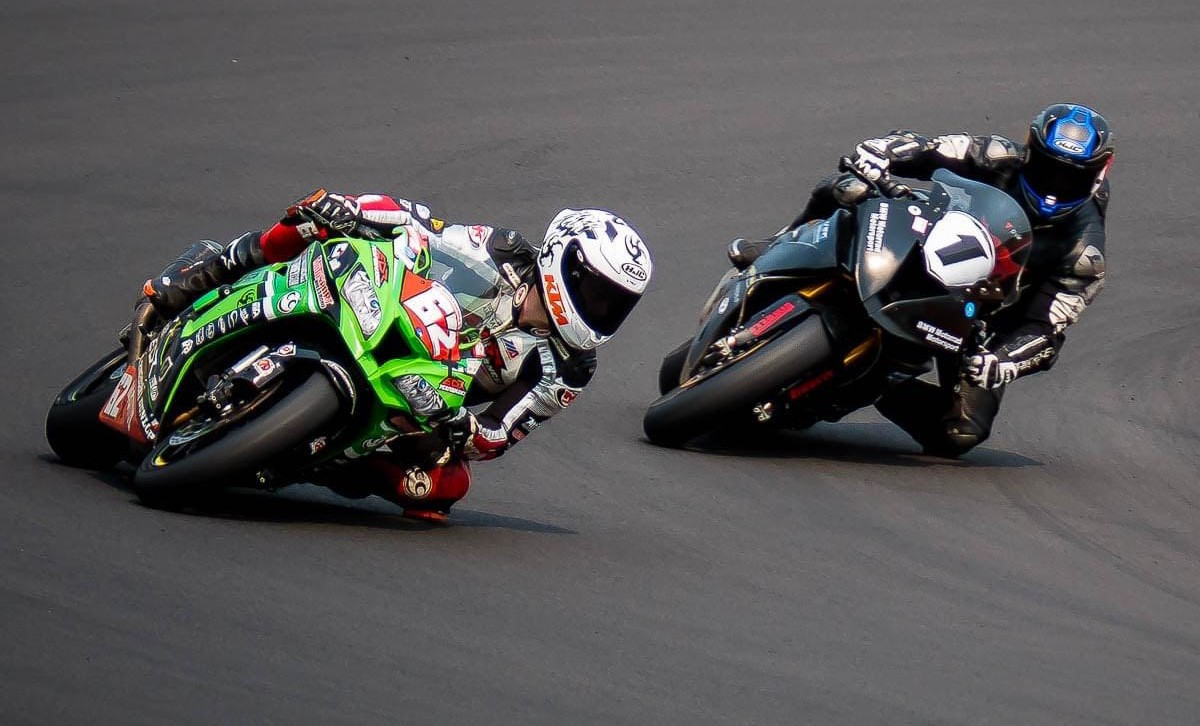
[807,131,1108,456]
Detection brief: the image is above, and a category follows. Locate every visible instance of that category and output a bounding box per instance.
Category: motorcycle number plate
[922,211,995,288]
[401,275,464,362]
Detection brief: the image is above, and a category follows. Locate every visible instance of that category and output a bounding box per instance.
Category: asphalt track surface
[3,1,1199,724]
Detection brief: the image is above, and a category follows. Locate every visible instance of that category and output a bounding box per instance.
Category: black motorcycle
[643,168,1032,447]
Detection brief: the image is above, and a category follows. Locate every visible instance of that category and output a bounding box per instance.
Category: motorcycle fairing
[110,235,477,460]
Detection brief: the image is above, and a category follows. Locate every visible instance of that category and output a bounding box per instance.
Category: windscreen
[929,169,1032,291]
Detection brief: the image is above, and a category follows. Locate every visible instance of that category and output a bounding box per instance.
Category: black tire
[643,316,833,447]
[133,373,341,502]
[657,339,692,395]
[45,348,129,470]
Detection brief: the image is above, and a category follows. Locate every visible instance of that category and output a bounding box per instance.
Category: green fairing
[143,236,477,461]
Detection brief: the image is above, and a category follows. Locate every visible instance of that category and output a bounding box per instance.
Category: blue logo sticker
[964,301,977,318]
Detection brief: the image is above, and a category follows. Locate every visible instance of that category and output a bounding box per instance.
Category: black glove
[441,408,479,455]
[290,189,362,235]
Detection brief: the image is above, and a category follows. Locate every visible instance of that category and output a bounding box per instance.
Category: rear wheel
[45,348,129,469]
[643,316,833,447]
[133,373,341,505]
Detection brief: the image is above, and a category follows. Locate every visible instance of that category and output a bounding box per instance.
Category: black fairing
[853,170,1031,352]
[752,209,846,275]
[681,211,846,380]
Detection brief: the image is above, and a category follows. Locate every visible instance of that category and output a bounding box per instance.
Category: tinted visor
[562,240,641,336]
[1022,148,1108,203]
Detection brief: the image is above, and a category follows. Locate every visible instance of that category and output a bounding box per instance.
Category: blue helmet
[1020,104,1114,220]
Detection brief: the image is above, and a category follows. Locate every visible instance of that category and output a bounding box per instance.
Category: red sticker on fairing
[373,246,389,285]
[400,273,463,362]
[98,364,151,444]
[438,376,466,396]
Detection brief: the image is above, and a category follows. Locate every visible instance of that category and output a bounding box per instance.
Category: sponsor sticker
[865,202,889,254]
[372,246,389,285]
[278,290,300,314]
[557,388,577,407]
[543,274,569,325]
[916,320,964,351]
[748,301,795,337]
[467,225,493,248]
[401,468,432,499]
[286,257,308,287]
[438,376,466,396]
[313,255,335,309]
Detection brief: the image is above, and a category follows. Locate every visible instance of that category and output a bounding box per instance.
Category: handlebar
[838,156,913,199]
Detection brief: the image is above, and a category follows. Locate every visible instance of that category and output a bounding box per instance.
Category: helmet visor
[1022,148,1108,204]
[562,241,641,336]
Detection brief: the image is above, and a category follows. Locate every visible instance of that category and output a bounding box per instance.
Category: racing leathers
[142,192,595,517]
[732,131,1108,456]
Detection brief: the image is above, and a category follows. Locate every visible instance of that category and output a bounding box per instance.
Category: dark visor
[1022,150,1107,203]
[562,241,641,336]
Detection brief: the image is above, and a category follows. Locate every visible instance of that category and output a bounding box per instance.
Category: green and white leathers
[44,199,653,502]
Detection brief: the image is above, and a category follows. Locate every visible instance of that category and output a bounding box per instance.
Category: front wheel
[657,339,692,395]
[643,316,833,447]
[45,348,130,470]
[133,373,342,504]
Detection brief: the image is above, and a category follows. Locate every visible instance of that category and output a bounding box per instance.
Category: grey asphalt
[3,1,1199,724]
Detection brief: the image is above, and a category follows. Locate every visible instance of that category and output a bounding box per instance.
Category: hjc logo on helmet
[542,274,570,325]
[1054,138,1086,154]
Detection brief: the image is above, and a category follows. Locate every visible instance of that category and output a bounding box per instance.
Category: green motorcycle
[46,228,479,505]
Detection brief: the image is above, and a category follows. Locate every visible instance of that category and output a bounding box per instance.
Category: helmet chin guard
[537,209,652,351]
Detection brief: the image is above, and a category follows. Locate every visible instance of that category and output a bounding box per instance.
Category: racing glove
[442,408,479,456]
[843,131,935,192]
[288,189,364,236]
[963,351,1019,389]
[964,334,1059,389]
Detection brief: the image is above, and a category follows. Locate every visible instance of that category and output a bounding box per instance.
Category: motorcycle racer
[727,104,1112,457]
[132,191,652,520]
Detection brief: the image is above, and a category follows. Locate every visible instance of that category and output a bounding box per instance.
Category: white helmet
[537,209,652,351]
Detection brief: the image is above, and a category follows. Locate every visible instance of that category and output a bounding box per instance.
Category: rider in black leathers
[728,103,1114,457]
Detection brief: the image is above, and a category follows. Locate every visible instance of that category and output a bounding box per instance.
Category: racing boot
[142,232,267,317]
[129,232,268,361]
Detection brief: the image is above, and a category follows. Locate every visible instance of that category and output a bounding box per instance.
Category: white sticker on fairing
[922,211,995,288]
[342,269,382,337]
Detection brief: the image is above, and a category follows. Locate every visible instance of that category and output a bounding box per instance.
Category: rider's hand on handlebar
[290,189,362,235]
[838,155,912,198]
[840,136,917,198]
[847,139,892,183]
